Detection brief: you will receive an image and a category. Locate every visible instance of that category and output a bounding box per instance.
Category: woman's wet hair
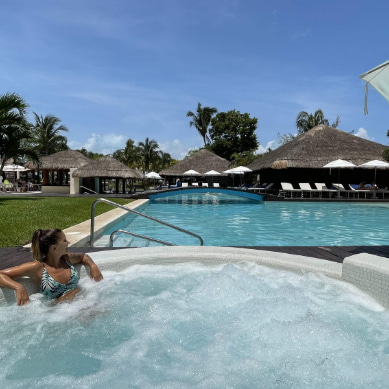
[31,229,63,262]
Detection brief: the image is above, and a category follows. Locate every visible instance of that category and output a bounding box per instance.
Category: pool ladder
[90,198,204,247]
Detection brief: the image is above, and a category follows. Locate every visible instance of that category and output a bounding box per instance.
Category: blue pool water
[2,262,389,388]
[95,192,389,247]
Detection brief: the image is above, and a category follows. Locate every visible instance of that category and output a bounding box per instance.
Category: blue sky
[1,0,389,159]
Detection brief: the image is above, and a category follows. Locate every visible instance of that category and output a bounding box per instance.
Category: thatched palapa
[248,125,388,171]
[72,155,143,179]
[160,149,230,176]
[24,150,91,169]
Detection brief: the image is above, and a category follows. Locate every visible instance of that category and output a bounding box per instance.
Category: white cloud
[73,133,128,155]
[257,140,277,154]
[354,127,374,141]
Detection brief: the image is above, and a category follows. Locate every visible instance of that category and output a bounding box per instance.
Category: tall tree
[112,139,141,168]
[186,102,218,145]
[75,147,104,160]
[153,150,173,171]
[209,110,259,160]
[30,113,69,156]
[0,92,38,172]
[138,137,159,172]
[296,109,329,134]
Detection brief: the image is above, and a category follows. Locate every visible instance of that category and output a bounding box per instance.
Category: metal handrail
[80,186,98,194]
[110,229,176,247]
[90,198,204,247]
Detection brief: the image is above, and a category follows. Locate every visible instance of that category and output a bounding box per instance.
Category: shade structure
[204,170,221,176]
[145,171,162,179]
[183,169,200,176]
[3,164,30,172]
[322,159,356,169]
[358,160,389,187]
[229,166,252,173]
[360,60,389,114]
[323,159,356,196]
[223,168,245,187]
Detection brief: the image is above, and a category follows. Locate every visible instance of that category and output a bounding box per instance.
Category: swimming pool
[94,192,389,247]
[2,251,389,388]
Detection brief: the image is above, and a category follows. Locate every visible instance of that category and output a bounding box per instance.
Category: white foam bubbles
[1,262,389,388]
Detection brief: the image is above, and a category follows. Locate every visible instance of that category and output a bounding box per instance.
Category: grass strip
[0,197,132,247]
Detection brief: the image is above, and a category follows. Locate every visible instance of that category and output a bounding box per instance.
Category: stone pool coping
[1,247,389,309]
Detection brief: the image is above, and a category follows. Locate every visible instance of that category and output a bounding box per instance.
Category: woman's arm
[68,253,103,281]
[0,262,42,306]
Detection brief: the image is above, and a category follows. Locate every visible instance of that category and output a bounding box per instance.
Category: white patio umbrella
[358,160,389,188]
[3,164,30,180]
[204,170,221,185]
[223,168,245,187]
[323,159,356,196]
[145,171,162,179]
[360,59,389,114]
[3,164,29,172]
[228,166,252,173]
[183,169,200,176]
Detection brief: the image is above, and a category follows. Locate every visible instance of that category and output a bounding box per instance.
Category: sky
[1,0,389,160]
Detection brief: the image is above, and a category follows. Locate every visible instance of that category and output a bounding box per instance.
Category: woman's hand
[89,264,103,282]
[15,285,30,306]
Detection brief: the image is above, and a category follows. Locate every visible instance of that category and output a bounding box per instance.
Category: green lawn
[0,197,132,247]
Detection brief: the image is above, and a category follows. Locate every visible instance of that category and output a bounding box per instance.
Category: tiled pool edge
[2,247,389,308]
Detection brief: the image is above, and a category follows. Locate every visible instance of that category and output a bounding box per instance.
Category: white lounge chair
[348,184,370,199]
[279,183,302,198]
[192,182,199,187]
[213,183,220,188]
[332,183,349,198]
[182,182,188,188]
[314,183,337,198]
[202,183,208,187]
[299,183,320,198]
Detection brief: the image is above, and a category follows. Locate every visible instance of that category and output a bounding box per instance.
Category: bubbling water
[1,262,389,388]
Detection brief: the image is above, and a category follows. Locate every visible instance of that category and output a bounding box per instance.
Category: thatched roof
[72,155,143,179]
[159,149,230,176]
[24,150,91,169]
[248,125,388,171]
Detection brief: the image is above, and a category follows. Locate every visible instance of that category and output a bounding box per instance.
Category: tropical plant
[138,137,159,172]
[0,92,39,172]
[186,102,218,145]
[75,147,104,160]
[153,150,173,171]
[296,109,329,134]
[30,113,69,156]
[112,139,141,168]
[208,110,259,160]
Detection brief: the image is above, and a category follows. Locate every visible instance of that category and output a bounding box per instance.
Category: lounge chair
[279,182,302,198]
[202,183,208,187]
[182,182,188,188]
[213,183,220,188]
[314,183,337,198]
[349,184,370,199]
[299,183,320,198]
[258,183,274,193]
[192,182,199,187]
[332,183,350,198]
[248,183,267,192]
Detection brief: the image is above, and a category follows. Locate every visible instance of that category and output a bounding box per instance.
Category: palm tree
[138,137,159,172]
[113,139,141,168]
[296,109,329,134]
[186,102,218,145]
[0,92,38,172]
[30,113,69,156]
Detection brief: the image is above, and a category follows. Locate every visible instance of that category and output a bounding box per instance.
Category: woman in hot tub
[0,228,103,305]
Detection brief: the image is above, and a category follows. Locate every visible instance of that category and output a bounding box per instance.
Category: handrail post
[90,198,203,247]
